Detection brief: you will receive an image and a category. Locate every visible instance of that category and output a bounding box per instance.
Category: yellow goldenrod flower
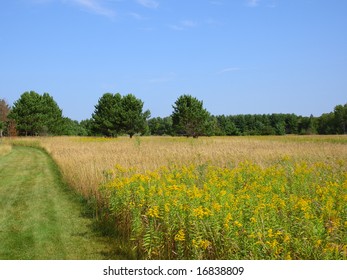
[174,229,185,242]
[200,240,211,250]
[147,206,160,218]
[285,253,292,260]
[234,220,243,228]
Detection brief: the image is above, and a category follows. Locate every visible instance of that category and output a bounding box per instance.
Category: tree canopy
[92,93,123,137]
[171,94,211,138]
[121,94,151,138]
[9,91,63,136]
[92,93,150,138]
[147,102,346,137]
[2,91,346,137]
[333,104,347,134]
[148,117,173,136]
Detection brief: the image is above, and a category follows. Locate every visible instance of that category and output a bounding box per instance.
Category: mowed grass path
[0,146,126,260]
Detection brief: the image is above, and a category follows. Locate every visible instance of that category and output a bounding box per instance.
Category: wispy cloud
[136,0,159,9]
[169,20,197,31]
[71,0,116,18]
[217,67,240,74]
[246,0,260,7]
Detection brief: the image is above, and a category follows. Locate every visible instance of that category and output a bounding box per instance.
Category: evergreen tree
[92,93,123,137]
[333,103,347,134]
[9,91,63,136]
[92,93,150,138]
[80,118,94,136]
[59,117,88,136]
[171,94,211,138]
[121,94,151,138]
[148,117,173,136]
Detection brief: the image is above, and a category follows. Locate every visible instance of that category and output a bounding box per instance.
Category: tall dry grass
[35,135,347,198]
[4,135,346,259]
[0,142,12,156]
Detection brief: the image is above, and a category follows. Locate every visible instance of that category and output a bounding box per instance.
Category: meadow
[0,142,11,157]
[3,135,347,259]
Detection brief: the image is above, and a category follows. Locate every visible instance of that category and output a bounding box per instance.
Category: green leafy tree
[9,91,63,136]
[92,93,150,138]
[59,117,88,136]
[334,103,347,134]
[284,114,299,134]
[80,118,94,136]
[232,115,246,135]
[316,113,334,134]
[269,114,286,135]
[148,117,161,135]
[204,115,219,136]
[216,115,239,136]
[92,93,123,137]
[316,103,346,134]
[148,116,173,135]
[171,94,211,138]
[41,93,64,135]
[121,94,151,138]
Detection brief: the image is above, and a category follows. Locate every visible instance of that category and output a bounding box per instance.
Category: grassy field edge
[0,143,134,259]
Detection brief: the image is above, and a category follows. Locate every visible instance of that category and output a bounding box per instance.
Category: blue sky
[1,0,346,121]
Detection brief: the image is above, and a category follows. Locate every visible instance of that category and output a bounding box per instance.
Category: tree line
[0,91,346,138]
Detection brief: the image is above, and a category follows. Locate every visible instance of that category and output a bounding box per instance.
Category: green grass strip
[0,146,127,260]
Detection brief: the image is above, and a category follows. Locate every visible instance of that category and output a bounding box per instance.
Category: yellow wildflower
[220,190,227,196]
[147,206,160,218]
[212,202,222,212]
[316,240,322,248]
[192,206,211,219]
[192,239,211,250]
[234,220,243,228]
[200,240,211,250]
[174,229,185,242]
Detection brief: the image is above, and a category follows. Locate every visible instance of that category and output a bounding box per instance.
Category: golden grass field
[0,142,11,157]
[3,135,347,259]
[36,135,347,196]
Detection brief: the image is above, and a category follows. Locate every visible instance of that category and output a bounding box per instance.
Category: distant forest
[0,92,346,137]
[148,109,346,136]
